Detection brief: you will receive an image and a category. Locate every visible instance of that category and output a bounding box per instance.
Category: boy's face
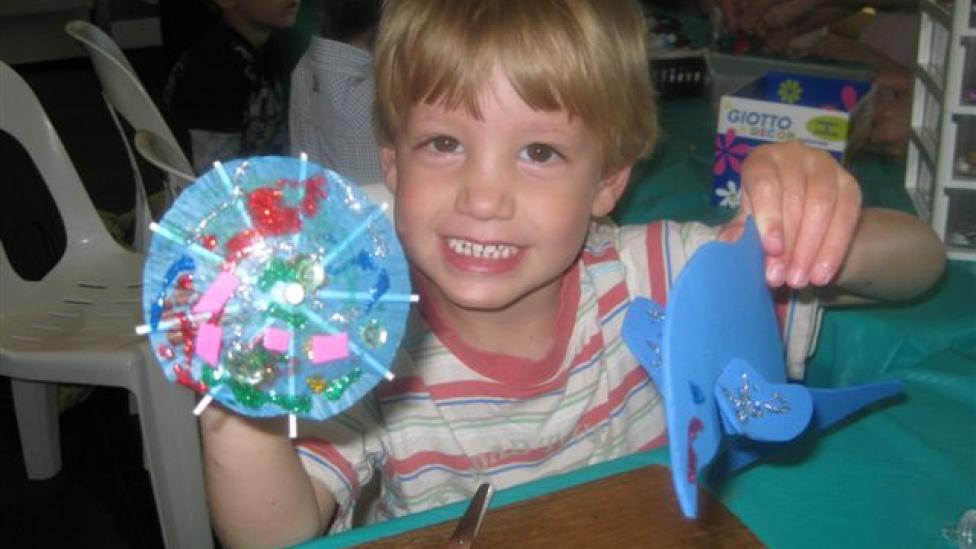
[380,70,630,318]
[221,0,300,30]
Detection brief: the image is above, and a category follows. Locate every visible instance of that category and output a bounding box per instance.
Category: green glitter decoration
[258,256,325,293]
[202,367,312,414]
[327,368,362,401]
[266,303,308,329]
[258,258,296,291]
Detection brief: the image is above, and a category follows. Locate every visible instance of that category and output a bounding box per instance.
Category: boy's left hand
[718,141,862,289]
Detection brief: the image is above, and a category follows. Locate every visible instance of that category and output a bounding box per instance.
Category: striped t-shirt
[296,219,821,532]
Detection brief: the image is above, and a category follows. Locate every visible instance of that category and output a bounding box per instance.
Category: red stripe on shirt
[638,430,668,451]
[572,365,650,436]
[418,264,581,388]
[386,362,651,477]
[597,281,629,318]
[295,438,360,496]
[374,375,427,399]
[582,244,620,264]
[420,331,606,401]
[645,221,668,305]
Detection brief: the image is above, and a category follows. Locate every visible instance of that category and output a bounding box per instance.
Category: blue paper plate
[141,156,411,420]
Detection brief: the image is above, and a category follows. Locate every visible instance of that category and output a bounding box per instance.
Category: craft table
[335,463,761,548]
[295,96,976,549]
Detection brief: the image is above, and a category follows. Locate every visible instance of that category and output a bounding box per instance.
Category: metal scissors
[444,483,494,547]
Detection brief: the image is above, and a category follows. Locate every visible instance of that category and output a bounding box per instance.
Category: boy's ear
[379,144,398,193]
[591,165,632,217]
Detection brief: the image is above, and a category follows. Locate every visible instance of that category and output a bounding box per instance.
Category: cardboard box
[712,71,874,207]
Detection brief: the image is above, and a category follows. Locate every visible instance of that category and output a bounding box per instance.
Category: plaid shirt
[289,37,383,185]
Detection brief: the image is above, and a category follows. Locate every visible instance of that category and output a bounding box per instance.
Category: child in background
[290,0,385,186]
[199,1,946,547]
[163,0,303,174]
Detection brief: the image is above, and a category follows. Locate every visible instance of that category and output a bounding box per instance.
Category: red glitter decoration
[225,229,260,263]
[686,416,704,483]
[201,234,219,250]
[302,175,327,217]
[173,364,208,393]
[157,344,175,360]
[176,312,196,357]
[176,274,194,291]
[248,187,301,236]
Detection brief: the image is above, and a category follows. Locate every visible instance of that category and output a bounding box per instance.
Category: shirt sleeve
[616,220,822,380]
[294,396,384,532]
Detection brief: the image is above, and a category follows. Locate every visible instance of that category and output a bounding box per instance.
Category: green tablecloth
[299,98,976,549]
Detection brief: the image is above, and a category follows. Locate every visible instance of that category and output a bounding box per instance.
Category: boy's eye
[521,143,561,164]
[426,136,461,153]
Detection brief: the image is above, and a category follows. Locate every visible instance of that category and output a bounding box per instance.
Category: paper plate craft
[139,156,413,426]
[622,219,903,519]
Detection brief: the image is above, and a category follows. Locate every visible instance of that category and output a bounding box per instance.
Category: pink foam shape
[192,271,240,314]
[312,333,350,364]
[263,327,291,353]
[195,323,223,366]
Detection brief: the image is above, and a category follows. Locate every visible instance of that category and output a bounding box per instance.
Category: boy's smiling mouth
[441,237,525,274]
[446,237,519,259]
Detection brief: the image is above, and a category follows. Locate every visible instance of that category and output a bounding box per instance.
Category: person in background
[163,0,303,173]
[198,2,945,547]
[289,0,384,186]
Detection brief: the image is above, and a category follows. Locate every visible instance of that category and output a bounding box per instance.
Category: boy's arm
[199,405,336,549]
[821,207,945,304]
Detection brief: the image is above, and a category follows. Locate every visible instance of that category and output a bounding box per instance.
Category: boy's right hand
[199,404,338,548]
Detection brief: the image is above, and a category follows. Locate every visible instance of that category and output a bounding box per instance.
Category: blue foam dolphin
[622,218,903,519]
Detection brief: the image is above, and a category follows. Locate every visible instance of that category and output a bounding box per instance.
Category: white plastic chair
[64,20,195,241]
[134,129,196,185]
[0,61,213,549]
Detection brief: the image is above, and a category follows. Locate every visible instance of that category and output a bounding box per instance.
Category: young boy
[163,0,303,174]
[199,1,946,547]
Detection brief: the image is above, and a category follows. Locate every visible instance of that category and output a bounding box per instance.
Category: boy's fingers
[777,159,806,275]
[810,173,862,285]
[758,159,805,287]
[741,150,785,257]
[784,168,839,288]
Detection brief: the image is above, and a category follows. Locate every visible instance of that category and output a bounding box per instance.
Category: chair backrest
[65,19,194,208]
[65,20,196,251]
[0,61,131,308]
[64,20,191,174]
[135,129,195,189]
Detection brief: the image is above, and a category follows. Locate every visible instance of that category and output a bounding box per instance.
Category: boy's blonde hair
[374,0,657,174]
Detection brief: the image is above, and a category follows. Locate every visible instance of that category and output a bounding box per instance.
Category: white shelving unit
[906,0,976,261]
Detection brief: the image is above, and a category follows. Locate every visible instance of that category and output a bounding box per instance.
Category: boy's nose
[455,166,515,220]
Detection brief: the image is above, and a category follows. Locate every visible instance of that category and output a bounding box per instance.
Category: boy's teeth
[447,238,517,259]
